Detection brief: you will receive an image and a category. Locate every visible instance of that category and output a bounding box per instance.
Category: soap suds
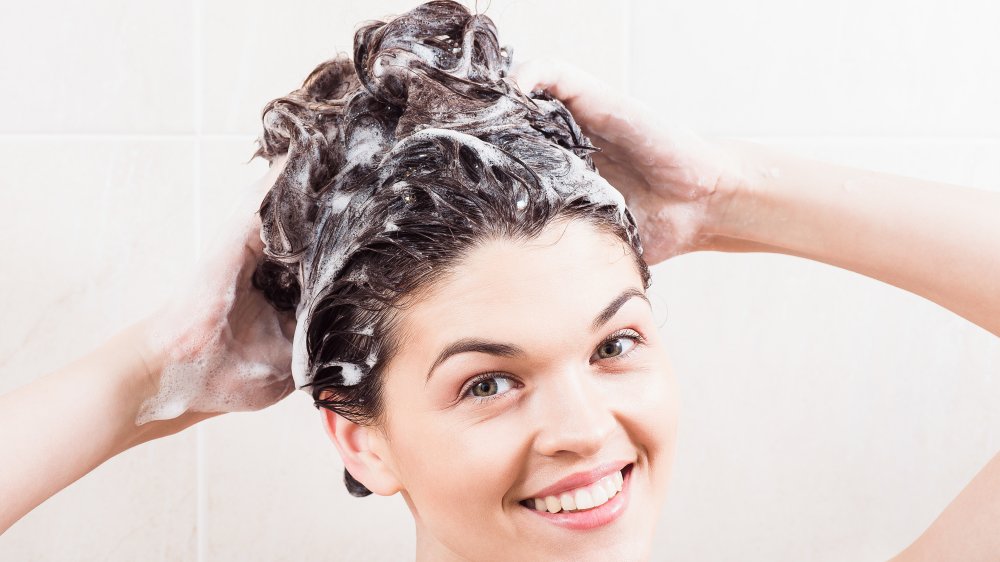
[153,0,651,419]
[136,207,296,424]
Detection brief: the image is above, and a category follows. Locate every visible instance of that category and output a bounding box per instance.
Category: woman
[2,1,998,560]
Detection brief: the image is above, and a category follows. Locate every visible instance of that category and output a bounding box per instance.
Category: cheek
[382,382,513,515]
[617,348,679,416]
[614,351,680,462]
[394,418,522,518]
[629,353,680,508]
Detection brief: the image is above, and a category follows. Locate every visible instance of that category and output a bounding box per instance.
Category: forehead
[394,219,644,344]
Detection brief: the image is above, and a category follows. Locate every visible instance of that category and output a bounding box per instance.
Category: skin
[322,218,679,562]
[1,58,997,559]
[0,153,295,533]
[513,59,1000,559]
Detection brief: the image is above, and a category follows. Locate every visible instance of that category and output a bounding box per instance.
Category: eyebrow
[424,287,650,384]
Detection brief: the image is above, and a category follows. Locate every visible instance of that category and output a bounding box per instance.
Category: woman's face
[368,218,678,561]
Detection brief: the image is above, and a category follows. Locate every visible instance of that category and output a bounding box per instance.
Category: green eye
[593,330,643,361]
[597,338,624,359]
[464,374,516,403]
[471,378,499,397]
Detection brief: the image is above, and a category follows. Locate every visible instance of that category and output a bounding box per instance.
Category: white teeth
[590,482,609,505]
[558,492,576,511]
[600,477,616,498]
[544,496,561,514]
[525,468,627,514]
[574,487,595,510]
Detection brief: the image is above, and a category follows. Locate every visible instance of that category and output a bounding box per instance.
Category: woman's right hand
[133,153,298,426]
[512,59,755,265]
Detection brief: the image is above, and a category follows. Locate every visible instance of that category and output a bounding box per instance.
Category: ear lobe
[320,406,402,497]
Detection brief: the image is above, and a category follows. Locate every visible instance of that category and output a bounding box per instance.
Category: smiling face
[329,218,679,561]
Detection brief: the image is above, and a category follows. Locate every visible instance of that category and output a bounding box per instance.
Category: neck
[414,522,469,562]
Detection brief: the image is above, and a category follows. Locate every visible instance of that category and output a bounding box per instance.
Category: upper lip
[522,459,632,500]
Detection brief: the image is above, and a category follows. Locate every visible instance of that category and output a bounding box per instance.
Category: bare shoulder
[887,450,1000,562]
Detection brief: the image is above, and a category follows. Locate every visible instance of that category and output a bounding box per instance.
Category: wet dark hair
[251,0,649,497]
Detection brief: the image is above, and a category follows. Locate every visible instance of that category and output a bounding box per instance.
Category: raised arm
[513,59,1000,336]
[512,58,1000,561]
[0,153,296,534]
[0,318,210,533]
[708,139,1000,337]
[709,140,1000,562]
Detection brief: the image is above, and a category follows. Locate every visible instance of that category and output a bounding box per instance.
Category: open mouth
[518,462,634,513]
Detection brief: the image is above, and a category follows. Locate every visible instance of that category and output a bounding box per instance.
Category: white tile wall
[2,0,998,560]
[0,2,196,133]
[201,0,628,135]
[629,0,1000,137]
[0,138,199,393]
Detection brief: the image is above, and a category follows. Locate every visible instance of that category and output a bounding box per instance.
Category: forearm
[707,139,1000,337]
[890,450,1000,561]
[0,317,194,533]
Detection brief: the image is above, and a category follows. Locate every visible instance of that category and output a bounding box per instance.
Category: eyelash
[597,329,646,364]
[458,328,646,406]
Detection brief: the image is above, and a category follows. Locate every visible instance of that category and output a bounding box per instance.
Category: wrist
[114,313,217,450]
[124,315,164,401]
[698,138,785,253]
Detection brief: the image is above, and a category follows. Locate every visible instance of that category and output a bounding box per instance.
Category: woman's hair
[251,0,649,497]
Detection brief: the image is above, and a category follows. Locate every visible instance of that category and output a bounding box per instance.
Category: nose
[531,365,618,458]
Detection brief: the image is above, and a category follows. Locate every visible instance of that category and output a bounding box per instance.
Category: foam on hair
[250,0,644,397]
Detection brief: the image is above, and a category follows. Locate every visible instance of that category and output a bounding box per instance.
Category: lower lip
[520,463,633,530]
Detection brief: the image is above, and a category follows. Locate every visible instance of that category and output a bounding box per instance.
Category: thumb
[208,152,291,260]
[510,59,548,93]
[510,58,561,94]
[510,58,606,113]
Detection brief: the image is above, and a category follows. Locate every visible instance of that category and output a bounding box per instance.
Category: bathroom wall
[1,0,997,560]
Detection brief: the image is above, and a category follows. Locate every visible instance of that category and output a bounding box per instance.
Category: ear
[319,399,402,497]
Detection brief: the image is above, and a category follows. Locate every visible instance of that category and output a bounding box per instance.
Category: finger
[511,59,637,135]
[510,58,552,93]
[511,58,576,100]
[205,152,291,261]
[279,310,297,341]
[244,152,292,256]
[236,152,290,235]
[513,58,622,107]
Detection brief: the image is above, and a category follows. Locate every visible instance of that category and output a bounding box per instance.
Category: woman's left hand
[511,59,756,264]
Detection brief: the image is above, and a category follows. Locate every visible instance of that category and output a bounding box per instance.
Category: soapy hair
[251,0,649,497]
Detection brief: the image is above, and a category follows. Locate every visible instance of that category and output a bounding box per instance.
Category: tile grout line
[622,0,633,97]
[0,133,258,140]
[196,425,206,562]
[193,0,206,560]
[0,132,997,142]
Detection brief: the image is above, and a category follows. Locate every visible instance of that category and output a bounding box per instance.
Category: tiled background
[1,0,998,560]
